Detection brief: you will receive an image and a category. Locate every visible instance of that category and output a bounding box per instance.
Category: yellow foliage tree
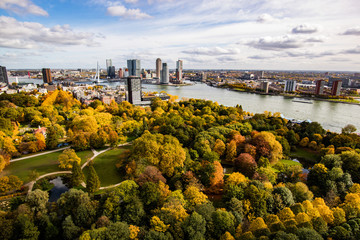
[313,198,334,224]
[184,186,208,209]
[332,207,346,225]
[278,207,295,222]
[35,132,46,151]
[150,216,169,232]
[342,193,360,219]
[226,172,247,186]
[249,217,268,232]
[58,149,81,169]
[213,139,226,156]
[220,231,235,240]
[295,212,311,226]
[253,131,283,163]
[225,140,237,162]
[349,183,360,193]
[129,225,140,240]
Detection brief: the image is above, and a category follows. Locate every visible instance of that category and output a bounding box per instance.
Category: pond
[48,176,69,202]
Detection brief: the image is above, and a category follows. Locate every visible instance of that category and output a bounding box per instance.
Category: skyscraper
[42,68,52,84]
[126,76,142,104]
[156,58,162,78]
[315,80,325,95]
[161,63,169,84]
[260,81,270,93]
[0,66,9,85]
[176,60,183,82]
[331,80,342,96]
[127,59,141,77]
[284,80,296,92]
[106,59,112,73]
[119,68,123,78]
[107,66,115,79]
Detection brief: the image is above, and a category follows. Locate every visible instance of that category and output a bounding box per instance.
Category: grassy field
[290,147,320,165]
[0,150,93,182]
[83,146,131,187]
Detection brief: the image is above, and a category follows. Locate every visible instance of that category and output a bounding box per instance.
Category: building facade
[161,63,169,84]
[156,58,162,78]
[284,80,296,92]
[0,66,9,85]
[106,59,112,73]
[119,68,123,78]
[260,81,269,93]
[107,66,115,79]
[126,76,142,104]
[42,68,52,84]
[315,80,325,95]
[127,59,141,77]
[331,80,342,96]
[176,60,183,82]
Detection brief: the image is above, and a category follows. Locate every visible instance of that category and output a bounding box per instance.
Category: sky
[0,0,359,71]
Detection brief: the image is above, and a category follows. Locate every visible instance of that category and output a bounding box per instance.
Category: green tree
[25,189,49,215]
[182,212,206,240]
[71,161,85,186]
[342,124,357,134]
[58,148,81,169]
[86,163,100,193]
[105,222,130,240]
[296,228,323,240]
[211,209,236,238]
[62,216,81,240]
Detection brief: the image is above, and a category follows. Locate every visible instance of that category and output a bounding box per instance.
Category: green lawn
[0,150,93,182]
[290,147,320,165]
[83,146,130,187]
[280,159,302,166]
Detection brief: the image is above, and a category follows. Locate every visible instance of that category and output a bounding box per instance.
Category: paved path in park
[27,142,132,193]
[10,146,71,163]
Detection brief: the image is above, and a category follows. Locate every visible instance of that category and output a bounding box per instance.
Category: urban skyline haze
[0,0,359,71]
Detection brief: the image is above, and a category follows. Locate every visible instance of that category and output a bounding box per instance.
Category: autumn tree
[58,149,81,169]
[86,163,100,193]
[225,140,237,162]
[213,139,226,157]
[235,153,257,178]
[253,131,283,163]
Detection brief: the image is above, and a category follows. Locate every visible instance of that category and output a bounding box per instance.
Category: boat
[292,99,313,104]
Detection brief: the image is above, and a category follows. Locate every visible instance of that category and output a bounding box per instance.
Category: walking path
[26,142,132,193]
[10,146,71,162]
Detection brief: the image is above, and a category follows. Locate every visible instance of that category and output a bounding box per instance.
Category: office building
[284,80,296,92]
[107,66,115,79]
[331,80,342,96]
[124,68,129,77]
[176,60,183,82]
[156,58,162,78]
[0,66,9,85]
[119,68,123,78]
[126,76,142,104]
[42,68,52,84]
[315,80,325,95]
[127,59,141,77]
[161,63,169,84]
[260,81,269,93]
[106,59,112,73]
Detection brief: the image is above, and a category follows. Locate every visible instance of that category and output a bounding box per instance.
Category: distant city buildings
[127,59,141,77]
[284,80,297,92]
[124,68,129,77]
[176,60,183,82]
[315,80,325,95]
[106,59,112,71]
[0,66,9,85]
[161,63,169,84]
[331,80,342,96]
[126,76,142,104]
[260,81,269,93]
[156,58,162,78]
[107,66,115,79]
[42,68,52,84]
[119,68,123,78]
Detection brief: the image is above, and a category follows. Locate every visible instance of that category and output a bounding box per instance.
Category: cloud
[248,55,274,60]
[291,24,318,34]
[0,16,98,49]
[342,46,360,54]
[341,27,360,36]
[256,13,277,23]
[125,0,138,3]
[284,50,336,58]
[247,35,304,50]
[0,0,48,16]
[182,47,240,56]
[107,5,151,19]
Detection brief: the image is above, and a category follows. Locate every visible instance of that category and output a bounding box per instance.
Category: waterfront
[141,82,360,133]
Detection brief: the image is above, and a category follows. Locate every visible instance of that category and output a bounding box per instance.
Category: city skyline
[0,0,359,71]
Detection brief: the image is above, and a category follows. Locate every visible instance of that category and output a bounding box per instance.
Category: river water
[141,82,359,133]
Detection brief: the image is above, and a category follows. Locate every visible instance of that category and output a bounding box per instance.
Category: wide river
[140,82,359,133]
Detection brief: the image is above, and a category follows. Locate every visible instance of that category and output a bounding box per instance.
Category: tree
[342,124,357,134]
[71,161,85,186]
[106,222,130,240]
[235,153,257,178]
[13,214,40,240]
[211,209,236,238]
[46,124,64,149]
[296,228,323,240]
[299,137,309,148]
[225,140,237,162]
[182,212,206,240]
[137,166,166,186]
[35,132,46,151]
[341,151,360,182]
[86,163,100,193]
[62,216,81,240]
[253,131,283,163]
[25,189,49,215]
[184,186,208,210]
[58,148,81,169]
[213,139,226,157]
[208,161,224,194]
[0,155,6,173]
[287,182,314,203]
[0,175,23,193]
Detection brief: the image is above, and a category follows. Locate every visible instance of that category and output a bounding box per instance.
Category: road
[10,146,71,163]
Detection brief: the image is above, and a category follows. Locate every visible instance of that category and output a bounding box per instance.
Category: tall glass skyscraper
[127,59,141,77]
[0,66,9,85]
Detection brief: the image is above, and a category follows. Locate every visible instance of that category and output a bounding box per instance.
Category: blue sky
[0,0,359,71]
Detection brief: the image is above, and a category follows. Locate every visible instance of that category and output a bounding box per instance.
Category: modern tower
[119,68,123,78]
[315,80,325,95]
[126,76,142,104]
[260,81,270,93]
[331,80,342,96]
[161,63,169,84]
[176,60,183,82]
[106,59,112,73]
[42,68,52,84]
[108,66,115,79]
[127,59,141,77]
[284,80,296,92]
[156,58,162,78]
[0,66,9,85]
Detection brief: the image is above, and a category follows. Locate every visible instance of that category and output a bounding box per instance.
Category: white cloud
[257,14,277,23]
[107,5,151,19]
[342,46,360,54]
[341,26,360,36]
[0,16,98,49]
[292,24,318,34]
[125,0,138,3]
[0,0,48,16]
[182,47,240,56]
[247,35,304,50]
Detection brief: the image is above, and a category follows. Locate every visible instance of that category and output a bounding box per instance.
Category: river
[140,82,359,133]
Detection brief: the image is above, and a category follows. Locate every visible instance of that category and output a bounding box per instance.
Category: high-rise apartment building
[119,68,123,78]
[176,60,183,82]
[42,68,52,84]
[156,58,162,78]
[284,80,296,92]
[126,76,142,105]
[161,63,169,84]
[107,66,115,79]
[0,66,9,85]
[260,81,270,93]
[331,80,342,96]
[315,80,325,95]
[127,59,141,77]
[106,59,112,73]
